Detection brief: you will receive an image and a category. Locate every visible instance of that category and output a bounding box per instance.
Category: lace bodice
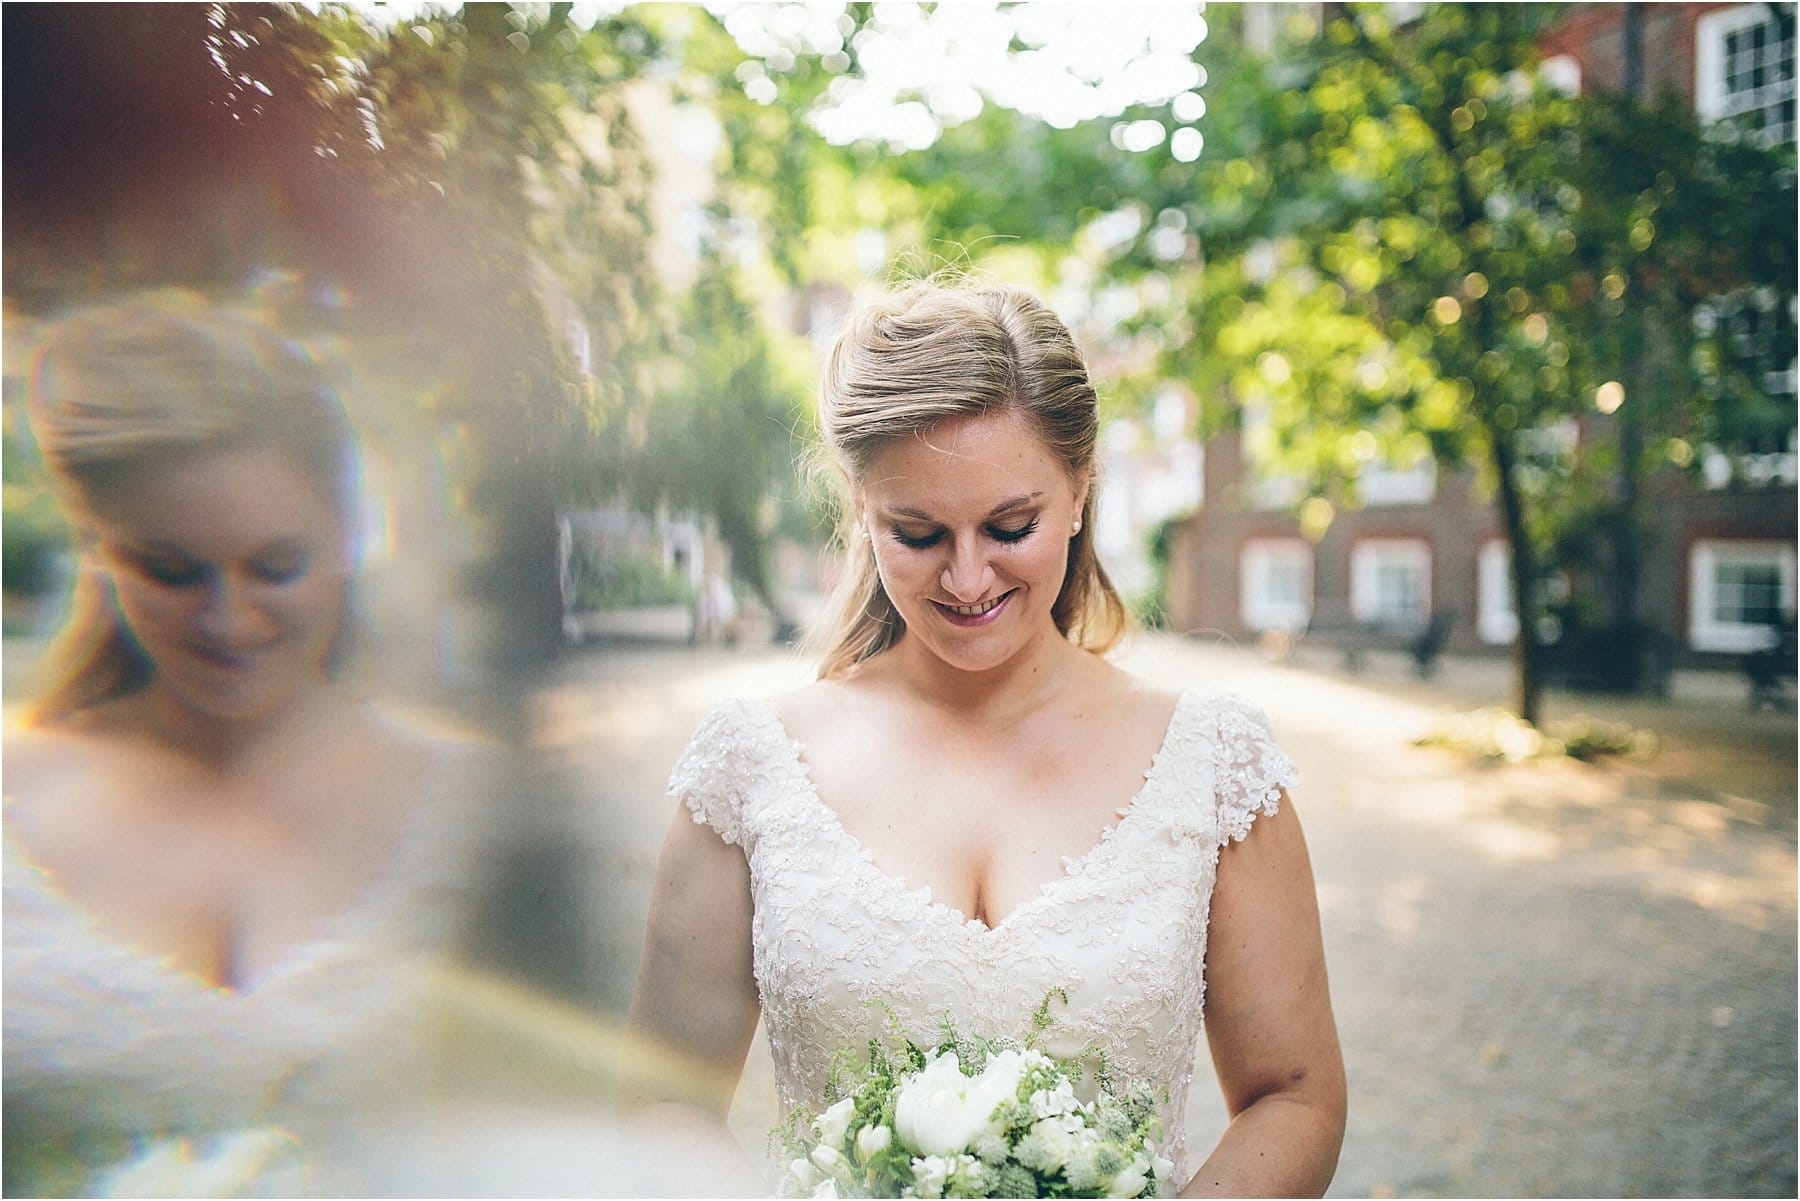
[2,733,486,1196]
[671,689,1296,1192]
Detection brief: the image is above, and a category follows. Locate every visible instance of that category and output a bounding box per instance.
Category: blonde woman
[630,281,1344,1196]
[3,297,480,1195]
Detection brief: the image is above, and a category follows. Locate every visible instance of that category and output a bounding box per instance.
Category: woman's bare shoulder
[1077,654,1184,723]
[3,711,126,802]
[772,674,879,744]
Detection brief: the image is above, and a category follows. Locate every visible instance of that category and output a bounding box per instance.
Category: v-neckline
[1,758,442,999]
[754,690,1193,936]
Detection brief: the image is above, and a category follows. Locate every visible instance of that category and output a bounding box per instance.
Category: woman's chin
[911,626,1036,676]
[156,671,314,729]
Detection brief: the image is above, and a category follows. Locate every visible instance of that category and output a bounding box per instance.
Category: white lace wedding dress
[671,688,1296,1194]
[2,738,483,1197]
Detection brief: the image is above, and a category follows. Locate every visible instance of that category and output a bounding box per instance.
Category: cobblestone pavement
[526,634,1797,1199]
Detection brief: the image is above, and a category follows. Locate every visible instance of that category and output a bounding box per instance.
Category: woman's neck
[119,680,339,775]
[885,623,1089,720]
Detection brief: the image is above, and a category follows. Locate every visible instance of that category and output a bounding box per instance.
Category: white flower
[856,1123,893,1159]
[1065,1143,1103,1192]
[946,1154,988,1197]
[1151,1154,1175,1181]
[1109,1153,1152,1197]
[894,1050,1027,1157]
[971,1132,1009,1164]
[809,1144,846,1174]
[815,1096,856,1150]
[1029,1078,1080,1119]
[911,1155,951,1199]
[810,1180,840,1200]
[1015,1119,1078,1173]
[786,1157,821,1192]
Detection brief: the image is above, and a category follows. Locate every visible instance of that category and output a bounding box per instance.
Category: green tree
[1178,3,1794,724]
[627,249,811,639]
[1555,84,1797,685]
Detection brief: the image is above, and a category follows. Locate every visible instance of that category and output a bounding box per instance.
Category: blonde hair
[22,293,356,723]
[807,281,1128,679]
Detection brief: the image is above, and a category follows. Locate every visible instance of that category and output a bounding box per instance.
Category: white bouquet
[776,1011,1171,1199]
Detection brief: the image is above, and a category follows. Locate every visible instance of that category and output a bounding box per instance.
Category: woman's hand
[1186,793,1345,1197]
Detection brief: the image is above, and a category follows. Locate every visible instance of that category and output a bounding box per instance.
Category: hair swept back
[21,292,356,724]
[805,278,1129,680]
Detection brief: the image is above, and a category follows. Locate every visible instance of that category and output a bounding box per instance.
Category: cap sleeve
[1211,696,1298,846]
[667,699,756,848]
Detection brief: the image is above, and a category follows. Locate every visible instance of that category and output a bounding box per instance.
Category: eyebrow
[887,492,1043,522]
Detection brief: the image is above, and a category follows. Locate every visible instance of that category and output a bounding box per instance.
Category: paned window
[1697,4,1797,146]
[1240,539,1313,632]
[1477,540,1519,645]
[1689,540,1797,652]
[1350,538,1432,630]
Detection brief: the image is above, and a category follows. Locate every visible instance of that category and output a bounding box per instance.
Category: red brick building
[1165,2,1796,676]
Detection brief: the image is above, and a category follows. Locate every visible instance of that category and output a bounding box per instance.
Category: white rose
[814,1097,856,1150]
[894,1051,1026,1157]
[856,1124,893,1159]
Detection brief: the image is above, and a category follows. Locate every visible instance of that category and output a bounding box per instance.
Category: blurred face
[858,408,1089,675]
[87,443,349,727]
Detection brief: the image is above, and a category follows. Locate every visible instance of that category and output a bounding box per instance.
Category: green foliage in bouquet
[776,995,1170,1199]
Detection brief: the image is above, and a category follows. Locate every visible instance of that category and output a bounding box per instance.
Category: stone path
[524,633,1797,1198]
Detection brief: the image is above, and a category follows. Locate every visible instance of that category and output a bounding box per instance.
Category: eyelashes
[991,518,1040,544]
[891,518,1040,550]
[125,552,313,588]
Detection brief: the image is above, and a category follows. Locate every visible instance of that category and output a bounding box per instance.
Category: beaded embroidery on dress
[669,689,1296,1193]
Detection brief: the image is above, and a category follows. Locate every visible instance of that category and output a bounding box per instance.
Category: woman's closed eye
[130,554,208,588]
[890,518,1040,550]
[250,553,312,585]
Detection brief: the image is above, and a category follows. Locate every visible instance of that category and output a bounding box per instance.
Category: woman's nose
[940,539,993,601]
[194,574,274,647]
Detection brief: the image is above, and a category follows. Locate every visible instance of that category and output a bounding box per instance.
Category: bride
[630,281,1345,1196]
[3,296,484,1196]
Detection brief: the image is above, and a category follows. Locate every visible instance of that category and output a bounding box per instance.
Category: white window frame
[1240,538,1313,633]
[1688,539,1797,652]
[1477,539,1519,645]
[1696,4,1796,146]
[1350,538,1432,630]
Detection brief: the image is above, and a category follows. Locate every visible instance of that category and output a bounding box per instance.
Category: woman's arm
[621,800,766,1195]
[1186,793,1345,1198]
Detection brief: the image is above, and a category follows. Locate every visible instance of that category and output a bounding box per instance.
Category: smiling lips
[189,642,273,671]
[931,590,1014,627]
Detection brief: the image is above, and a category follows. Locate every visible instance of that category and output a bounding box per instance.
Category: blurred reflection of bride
[2,296,490,1196]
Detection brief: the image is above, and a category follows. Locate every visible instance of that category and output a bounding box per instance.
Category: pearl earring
[1070,519,1083,535]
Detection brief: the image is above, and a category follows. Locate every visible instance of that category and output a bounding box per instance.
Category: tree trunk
[1610,1,1650,693]
[1489,426,1542,725]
